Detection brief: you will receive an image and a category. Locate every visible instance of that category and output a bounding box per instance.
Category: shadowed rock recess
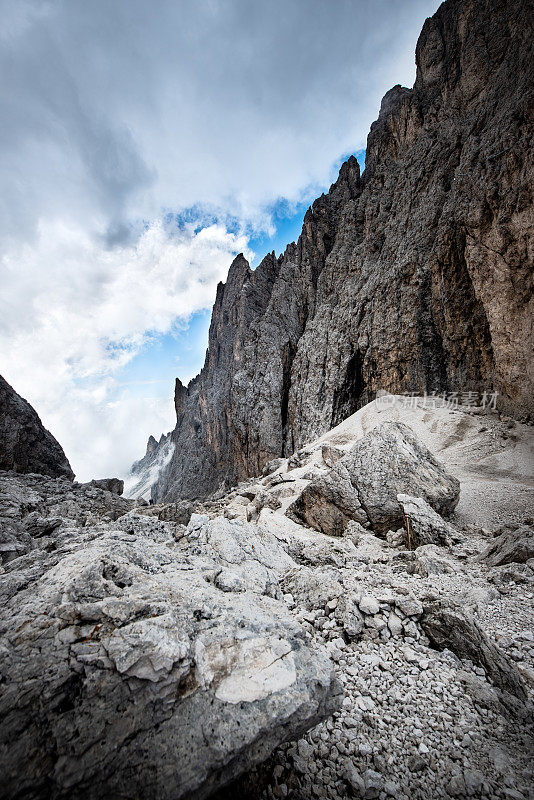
[150,0,533,502]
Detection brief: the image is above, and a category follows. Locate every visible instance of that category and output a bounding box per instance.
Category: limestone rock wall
[154,0,533,501]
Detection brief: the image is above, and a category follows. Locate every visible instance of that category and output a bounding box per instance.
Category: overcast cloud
[0,0,439,481]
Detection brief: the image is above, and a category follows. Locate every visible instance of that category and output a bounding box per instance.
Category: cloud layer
[0,0,440,481]
[0,218,250,479]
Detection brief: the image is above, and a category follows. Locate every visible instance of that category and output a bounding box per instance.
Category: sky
[0,0,440,482]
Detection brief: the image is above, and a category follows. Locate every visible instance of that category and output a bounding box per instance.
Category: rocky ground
[1,398,533,799]
[209,397,534,800]
[240,524,534,800]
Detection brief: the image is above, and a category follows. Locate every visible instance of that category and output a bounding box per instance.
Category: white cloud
[0,0,440,244]
[0,219,251,480]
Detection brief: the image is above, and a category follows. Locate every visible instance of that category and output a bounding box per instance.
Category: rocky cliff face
[0,375,74,480]
[154,0,533,502]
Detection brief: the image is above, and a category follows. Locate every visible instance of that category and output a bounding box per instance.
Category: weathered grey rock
[283,534,358,571]
[287,423,459,535]
[394,595,423,618]
[421,600,527,700]
[387,611,403,637]
[0,471,134,564]
[412,544,457,576]
[262,457,286,477]
[478,524,534,566]
[157,500,196,525]
[345,423,459,533]
[0,374,74,479]
[282,567,344,612]
[0,473,341,800]
[397,493,460,548]
[246,489,282,522]
[321,444,343,468]
[142,0,533,502]
[359,595,380,616]
[343,761,365,796]
[286,461,367,536]
[337,597,365,641]
[89,478,124,495]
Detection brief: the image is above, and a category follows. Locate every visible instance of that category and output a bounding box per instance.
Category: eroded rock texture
[0,375,74,480]
[286,422,460,536]
[0,474,340,800]
[421,600,527,700]
[153,0,533,501]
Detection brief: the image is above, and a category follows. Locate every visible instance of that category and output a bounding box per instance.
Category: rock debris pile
[1,398,533,799]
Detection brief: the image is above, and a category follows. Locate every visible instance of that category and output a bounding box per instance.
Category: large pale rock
[89,478,124,495]
[287,423,459,535]
[0,375,74,479]
[412,544,457,576]
[0,474,341,800]
[282,567,344,612]
[346,423,459,533]
[477,524,534,567]
[397,493,461,548]
[157,499,196,525]
[286,462,367,536]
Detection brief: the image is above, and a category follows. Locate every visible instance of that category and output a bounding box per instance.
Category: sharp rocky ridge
[148,0,534,503]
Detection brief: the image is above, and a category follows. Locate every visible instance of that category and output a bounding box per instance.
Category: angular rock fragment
[346,423,459,533]
[412,544,457,576]
[477,524,534,567]
[287,423,459,536]
[89,478,124,495]
[337,596,365,640]
[321,443,343,468]
[286,462,368,535]
[282,567,344,612]
[359,595,380,615]
[157,499,196,524]
[397,493,461,549]
[421,600,527,700]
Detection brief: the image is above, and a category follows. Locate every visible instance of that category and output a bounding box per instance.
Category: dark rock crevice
[330,350,367,429]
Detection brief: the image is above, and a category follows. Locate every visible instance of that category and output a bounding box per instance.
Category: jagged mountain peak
[140,0,532,503]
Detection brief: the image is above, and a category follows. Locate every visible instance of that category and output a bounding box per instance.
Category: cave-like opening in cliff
[330,350,367,428]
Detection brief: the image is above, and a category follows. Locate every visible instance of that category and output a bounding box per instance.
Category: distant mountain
[144,0,533,502]
[0,374,74,479]
[123,432,174,500]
